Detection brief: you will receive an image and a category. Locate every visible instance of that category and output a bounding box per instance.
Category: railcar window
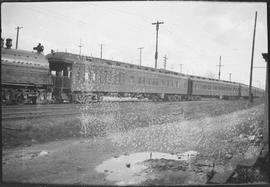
[95,70,99,83]
[138,77,141,84]
[104,71,108,83]
[85,72,89,80]
[51,71,56,76]
[142,77,145,84]
[130,76,135,84]
[92,71,96,81]
[76,70,80,80]
[109,71,113,84]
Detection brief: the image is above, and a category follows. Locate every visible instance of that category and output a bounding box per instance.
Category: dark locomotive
[1,39,52,104]
[1,38,265,105]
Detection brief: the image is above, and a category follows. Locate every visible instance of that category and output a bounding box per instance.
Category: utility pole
[152,20,164,69]
[249,11,257,104]
[15,26,23,49]
[100,44,103,59]
[163,55,167,69]
[180,64,183,73]
[229,73,232,82]
[78,39,83,56]
[138,47,144,66]
[216,56,224,80]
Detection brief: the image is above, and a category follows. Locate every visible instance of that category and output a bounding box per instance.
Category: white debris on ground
[14,150,50,160]
[95,151,199,185]
[103,104,264,184]
[38,150,49,156]
[107,105,264,155]
[102,96,148,102]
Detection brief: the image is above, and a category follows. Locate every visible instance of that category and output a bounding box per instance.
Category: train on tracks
[1,38,265,104]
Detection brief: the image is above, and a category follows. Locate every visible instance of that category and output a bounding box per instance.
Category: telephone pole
[180,64,183,73]
[15,26,23,49]
[138,47,144,66]
[78,39,83,56]
[100,44,103,59]
[152,20,164,69]
[229,73,232,82]
[163,55,167,69]
[216,56,224,80]
[249,11,258,104]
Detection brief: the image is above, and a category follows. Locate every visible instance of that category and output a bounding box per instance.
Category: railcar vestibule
[49,60,72,102]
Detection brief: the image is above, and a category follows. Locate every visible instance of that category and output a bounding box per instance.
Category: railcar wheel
[32,97,37,104]
[76,94,85,104]
[16,95,24,105]
[171,95,176,102]
[85,95,94,104]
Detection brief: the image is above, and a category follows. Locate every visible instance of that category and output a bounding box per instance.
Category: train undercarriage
[1,84,53,105]
[53,90,202,104]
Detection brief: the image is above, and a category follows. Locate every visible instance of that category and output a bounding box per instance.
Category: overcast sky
[1,1,268,89]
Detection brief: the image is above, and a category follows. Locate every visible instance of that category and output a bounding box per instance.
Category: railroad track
[1,102,141,120]
[2,100,215,121]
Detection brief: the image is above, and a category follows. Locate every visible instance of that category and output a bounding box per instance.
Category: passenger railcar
[46,51,264,103]
[46,52,191,102]
[190,76,240,99]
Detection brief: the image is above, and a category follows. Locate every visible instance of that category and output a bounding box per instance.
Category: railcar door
[187,79,193,98]
[238,84,241,97]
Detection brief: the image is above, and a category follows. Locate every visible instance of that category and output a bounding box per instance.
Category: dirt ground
[2,98,264,149]
[2,98,268,185]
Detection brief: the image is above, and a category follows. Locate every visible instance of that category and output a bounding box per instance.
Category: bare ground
[2,98,268,185]
[2,98,264,149]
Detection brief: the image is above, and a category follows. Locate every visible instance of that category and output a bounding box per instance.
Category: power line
[78,39,83,56]
[15,26,23,49]
[100,44,103,59]
[138,47,144,66]
[216,56,224,80]
[249,11,257,104]
[163,55,168,69]
[152,20,164,69]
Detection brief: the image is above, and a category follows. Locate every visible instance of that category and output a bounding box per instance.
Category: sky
[1,1,268,89]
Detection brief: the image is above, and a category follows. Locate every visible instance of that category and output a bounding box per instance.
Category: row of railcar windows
[194,83,238,92]
[77,68,186,89]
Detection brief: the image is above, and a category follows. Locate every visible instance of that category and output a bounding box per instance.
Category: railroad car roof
[2,47,47,60]
[46,52,264,91]
[46,52,189,78]
[1,47,49,69]
[191,76,240,86]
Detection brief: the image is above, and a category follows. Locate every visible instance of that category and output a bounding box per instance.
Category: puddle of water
[95,151,199,185]
[16,150,49,160]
